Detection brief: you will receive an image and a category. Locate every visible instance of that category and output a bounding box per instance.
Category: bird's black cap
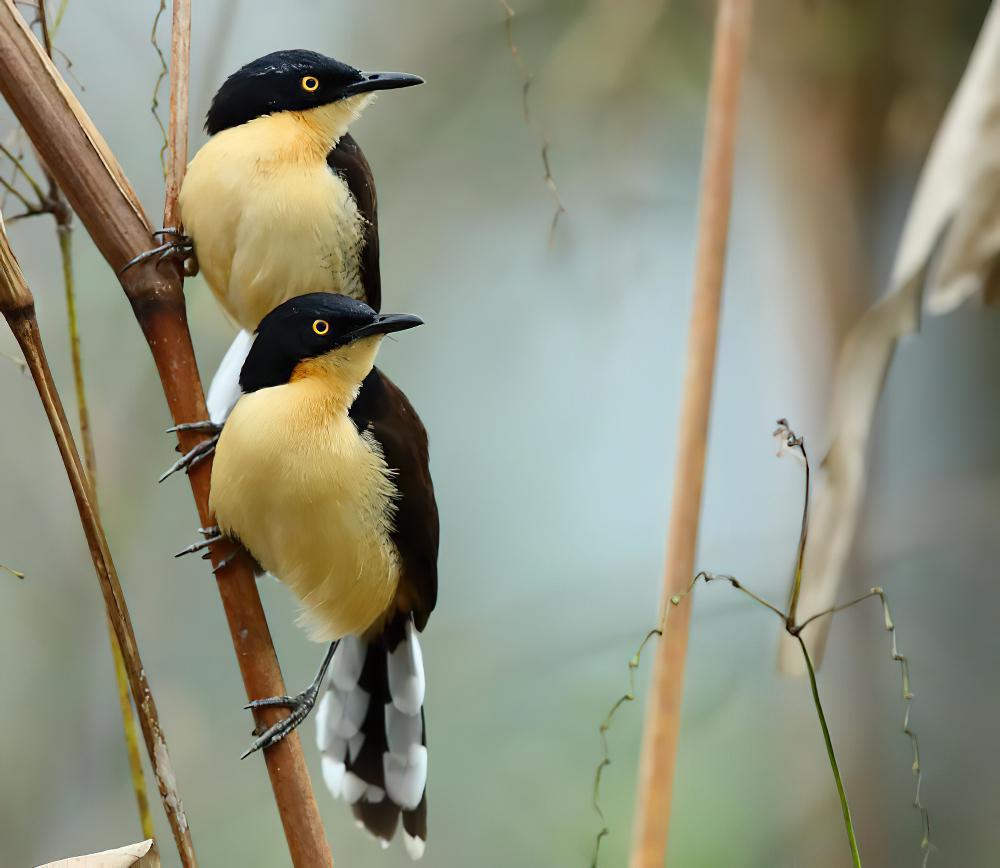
[240,293,422,393]
[205,49,423,136]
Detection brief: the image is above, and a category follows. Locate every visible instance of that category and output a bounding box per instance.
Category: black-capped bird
[129,49,422,475]
[181,293,438,857]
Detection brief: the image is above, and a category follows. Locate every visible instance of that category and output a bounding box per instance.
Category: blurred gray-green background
[2,1,998,865]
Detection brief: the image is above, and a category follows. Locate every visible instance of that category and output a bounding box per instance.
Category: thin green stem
[0,174,36,213]
[776,419,810,625]
[797,633,861,868]
[0,143,45,202]
[798,588,932,865]
[62,236,157,839]
[55,216,156,842]
[51,0,69,32]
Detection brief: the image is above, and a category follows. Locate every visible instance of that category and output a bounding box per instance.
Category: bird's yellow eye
[301,75,320,93]
[312,319,330,335]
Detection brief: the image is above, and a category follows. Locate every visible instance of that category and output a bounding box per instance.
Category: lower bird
[179,293,438,857]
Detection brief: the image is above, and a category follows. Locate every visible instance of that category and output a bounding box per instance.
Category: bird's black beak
[342,71,424,98]
[346,313,424,341]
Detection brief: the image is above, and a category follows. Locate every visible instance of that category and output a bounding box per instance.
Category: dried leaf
[35,839,159,868]
[779,0,1000,672]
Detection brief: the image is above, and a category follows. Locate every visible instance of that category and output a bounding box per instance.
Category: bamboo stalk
[0,3,333,864]
[629,1,753,865]
[0,219,197,866]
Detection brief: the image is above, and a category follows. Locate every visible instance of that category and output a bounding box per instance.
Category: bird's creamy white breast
[210,381,400,640]
[180,117,366,331]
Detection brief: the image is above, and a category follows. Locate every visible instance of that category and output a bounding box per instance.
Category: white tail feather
[384,744,427,810]
[206,330,253,424]
[330,635,367,691]
[403,832,426,860]
[321,755,346,797]
[385,704,422,754]
[316,626,428,859]
[341,771,368,804]
[387,621,425,714]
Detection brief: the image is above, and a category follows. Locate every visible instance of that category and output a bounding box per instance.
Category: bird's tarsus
[241,640,338,759]
[241,689,319,759]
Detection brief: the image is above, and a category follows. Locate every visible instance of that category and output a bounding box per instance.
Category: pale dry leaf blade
[892,0,1000,315]
[35,839,159,868]
[779,0,1000,673]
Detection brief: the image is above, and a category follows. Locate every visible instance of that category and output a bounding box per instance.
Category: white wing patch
[206,329,254,424]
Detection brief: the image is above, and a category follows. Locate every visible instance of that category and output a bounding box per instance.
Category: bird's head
[205,49,422,139]
[240,293,422,395]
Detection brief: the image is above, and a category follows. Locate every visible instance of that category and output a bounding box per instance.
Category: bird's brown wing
[349,368,438,635]
[327,132,381,312]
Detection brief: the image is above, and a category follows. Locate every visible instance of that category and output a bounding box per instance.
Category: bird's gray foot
[174,526,222,558]
[241,641,339,759]
[119,228,197,276]
[241,687,321,759]
[160,420,222,483]
[212,548,240,574]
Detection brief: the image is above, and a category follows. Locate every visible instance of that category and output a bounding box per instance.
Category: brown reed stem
[0,218,197,866]
[163,0,188,231]
[0,2,333,863]
[629,2,753,865]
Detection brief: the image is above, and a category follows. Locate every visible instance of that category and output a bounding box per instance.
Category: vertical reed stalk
[0,219,197,865]
[630,2,754,865]
[60,222,156,840]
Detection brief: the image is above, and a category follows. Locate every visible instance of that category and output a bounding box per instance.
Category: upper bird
[183,49,421,329]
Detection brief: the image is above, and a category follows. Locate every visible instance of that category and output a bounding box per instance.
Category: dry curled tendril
[590,420,931,868]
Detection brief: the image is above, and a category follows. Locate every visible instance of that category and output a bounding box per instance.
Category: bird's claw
[212,549,240,574]
[175,526,222,558]
[159,426,221,483]
[167,420,223,435]
[119,229,197,276]
[241,688,319,759]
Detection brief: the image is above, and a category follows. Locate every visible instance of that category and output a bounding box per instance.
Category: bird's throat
[246,94,376,164]
[288,337,382,413]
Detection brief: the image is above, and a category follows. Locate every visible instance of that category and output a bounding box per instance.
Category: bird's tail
[316,618,428,859]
